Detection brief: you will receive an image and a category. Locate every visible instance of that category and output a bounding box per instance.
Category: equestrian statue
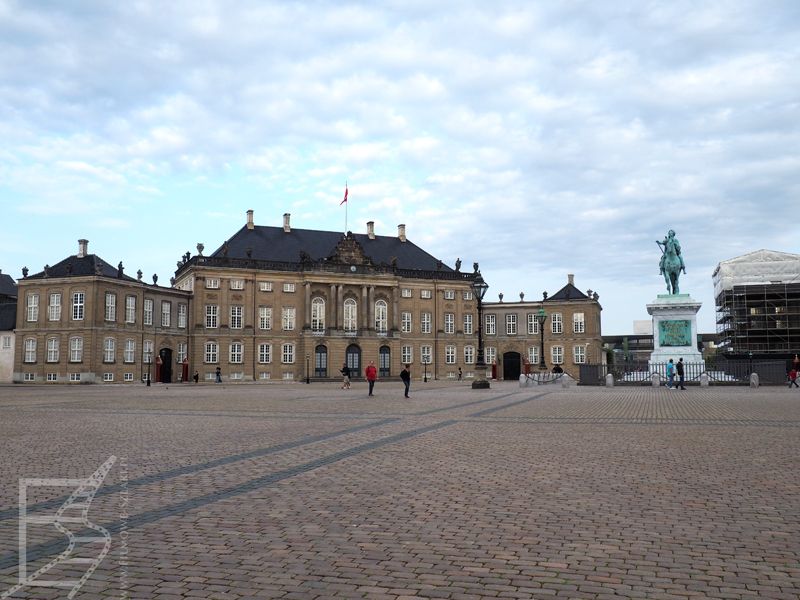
[656,229,686,295]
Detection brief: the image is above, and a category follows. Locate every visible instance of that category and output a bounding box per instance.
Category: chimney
[77,239,89,258]
[398,224,406,242]
[367,221,375,240]
[283,213,291,233]
[568,273,574,286]
[246,209,254,230]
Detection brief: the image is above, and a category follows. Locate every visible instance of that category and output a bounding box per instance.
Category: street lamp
[536,307,548,371]
[306,353,310,384]
[422,358,429,383]
[471,272,490,389]
[145,350,152,387]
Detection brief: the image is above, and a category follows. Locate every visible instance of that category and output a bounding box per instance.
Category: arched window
[311,297,325,332]
[314,345,328,377]
[344,298,357,333]
[346,344,361,377]
[375,299,388,333]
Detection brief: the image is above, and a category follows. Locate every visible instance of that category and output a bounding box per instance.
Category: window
[230,372,244,380]
[205,305,218,328]
[282,307,296,331]
[161,301,171,327]
[48,293,61,321]
[311,298,325,332]
[26,293,39,322]
[573,312,585,334]
[230,305,243,329]
[259,281,273,292]
[103,373,114,382]
[401,345,413,364]
[527,314,539,335]
[103,338,115,363]
[464,314,473,335]
[258,343,272,364]
[463,291,473,300]
[47,373,58,382]
[105,293,116,322]
[259,307,272,330]
[421,312,432,334]
[282,343,295,364]
[573,345,586,364]
[344,298,357,332]
[444,313,454,334]
[528,346,539,365]
[143,339,153,363]
[125,296,136,323]
[483,346,496,365]
[421,345,432,364]
[401,288,412,298]
[551,345,564,364]
[124,373,134,382]
[485,314,496,335]
[230,279,244,290]
[46,338,59,362]
[177,342,187,363]
[1,336,10,349]
[24,338,36,362]
[178,304,187,328]
[444,290,455,300]
[375,300,388,333]
[205,342,218,363]
[229,342,243,364]
[420,289,432,299]
[464,345,475,364]
[23,372,35,382]
[206,278,220,289]
[124,339,135,363]
[445,345,456,364]
[143,298,153,325]
[259,372,271,380]
[72,292,85,321]
[506,314,517,335]
[401,312,412,333]
[283,283,296,293]
[69,373,81,382]
[551,313,563,334]
[69,337,83,362]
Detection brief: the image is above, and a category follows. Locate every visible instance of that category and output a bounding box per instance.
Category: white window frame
[205,341,219,363]
[24,338,36,363]
[282,307,296,331]
[485,314,496,335]
[259,307,272,330]
[48,293,61,321]
[177,303,187,328]
[206,305,218,329]
[229,342,243,364]
[46,338,59,362]
[205,278,220,289]
[311,297,325,332]
[401,345,413,364]
[464,314,473,335]
[464,345,475,364]
[573,312,585,334]
[421,345,432,364]
[1,335,10,349]
[528,346,539,366]
[72,292,85,321]
[26,293,39,322]
[551,313,563,334]
[344,298,357,333]
[421,312,432,334]
[444,313,454,334]
[551,345,564,364]
[177,342,187,363]
[445,345,456,364]
[230,279,244,290]
[259,281,273,292]
[401,288,412,298]
[444,290,455,300]
[485,346,497,365]
[69,336,83,362]
[103,337,115,363]
[258,343,272,364]
[143,298,153,326]
[23,372,36,382]
[143,339,154,363]
[124,339,135,363]
[47,373,58,382]
[125,295,136,323]
[573,345,586,364]
[230,305,243,329]
[124,372,134,382]
[161,301,171,327]
[105,292,116,322]
[527,313,539,335]
[463,290,473,300]
[282,343,295,364]
[375,300,388,333]
[401,312,412,333]
[69,373,81,382]
[506,314,517,335]
[283,282,296,293]
[420,289,432,299]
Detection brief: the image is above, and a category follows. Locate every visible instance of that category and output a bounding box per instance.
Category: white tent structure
[713,250,800,300]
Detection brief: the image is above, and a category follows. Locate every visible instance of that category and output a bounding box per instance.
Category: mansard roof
[25,254,138,282]
[546,282,589,302]
[211,225,454,272]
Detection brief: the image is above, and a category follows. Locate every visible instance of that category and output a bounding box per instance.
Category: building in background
[0,269,18,382]
[714,250,800,358]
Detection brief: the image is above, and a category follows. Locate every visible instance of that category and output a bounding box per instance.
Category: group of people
[665,358,686,390]
[341,361,412,398]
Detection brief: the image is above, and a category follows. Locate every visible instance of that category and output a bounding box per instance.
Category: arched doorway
[159,348,173,383]
[379,346,391,377]
[346,344,361,378]
[314,345,328,377]
[502,351,521,381]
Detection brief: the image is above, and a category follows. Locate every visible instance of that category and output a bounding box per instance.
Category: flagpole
[344,181,348,233]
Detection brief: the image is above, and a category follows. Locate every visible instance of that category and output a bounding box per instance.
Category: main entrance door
[379,346,391,377]
[346,344,361,378]
[315,345,328,377]
[159,348,173,383]
[502,351,521,381]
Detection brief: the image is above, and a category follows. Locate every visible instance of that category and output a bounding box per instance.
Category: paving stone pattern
[0,382,798,599]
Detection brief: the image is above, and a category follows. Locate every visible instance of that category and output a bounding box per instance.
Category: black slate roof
[0,302,16,331]
[212,226,453,272]
[547,282,589,301]
[26,254,138,282]
[0,273,17,299]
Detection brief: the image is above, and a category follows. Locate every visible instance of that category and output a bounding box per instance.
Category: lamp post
[145,350,152,387]
[306,353,310,384]
[471,272,490,389]
[423,359,428,383]
[536,307,548,371]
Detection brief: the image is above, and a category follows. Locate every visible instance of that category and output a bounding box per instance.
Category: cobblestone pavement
[0,382,798,599]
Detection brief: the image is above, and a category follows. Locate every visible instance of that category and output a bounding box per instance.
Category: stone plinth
[646,294,703,365]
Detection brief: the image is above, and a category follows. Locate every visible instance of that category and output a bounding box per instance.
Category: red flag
[340,185,348,205]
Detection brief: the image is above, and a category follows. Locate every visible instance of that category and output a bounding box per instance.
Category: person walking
[340,362,351,389]
[366,360,378,396]
[400,364,411,398]
[457,367,462,381]
[665,359,675,389]
[215,366,222,383]
[193,370,199,383]
[676,357,686,390]
[789,368,799,388]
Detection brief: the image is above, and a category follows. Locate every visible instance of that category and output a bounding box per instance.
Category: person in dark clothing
[400,364,411,398]
[789,368,799,388]
[215,366,222,383]
[340,363,351,389]
[193,370,199,383]
[676,357,686,390]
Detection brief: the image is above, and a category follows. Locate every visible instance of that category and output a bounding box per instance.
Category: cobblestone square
[1,382,798,599]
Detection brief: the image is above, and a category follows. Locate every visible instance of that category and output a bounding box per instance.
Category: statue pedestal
[646,294,704,365]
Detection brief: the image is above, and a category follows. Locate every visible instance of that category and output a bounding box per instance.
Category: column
[304,283,311,329]
[368,286,375,331]
[361,285,368,329]
[392,287,399,331]
[330,284,337,330]
[337,285,344,330]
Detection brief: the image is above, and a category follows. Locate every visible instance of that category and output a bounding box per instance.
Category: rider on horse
[657,230,686,275]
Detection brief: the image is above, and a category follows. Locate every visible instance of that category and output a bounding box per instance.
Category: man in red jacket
[366,360,378,396]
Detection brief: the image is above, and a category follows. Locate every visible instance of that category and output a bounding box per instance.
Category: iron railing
[579,359,788,386]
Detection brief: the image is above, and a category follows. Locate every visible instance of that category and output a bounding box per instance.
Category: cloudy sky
[1,1,798,334]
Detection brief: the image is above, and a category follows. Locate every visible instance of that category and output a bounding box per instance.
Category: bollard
[651,372,661,387]
[561,376,570,389]
[749,372,759,388]
[700,373,709,387]
[605,373,614,387]
[519,375,528,388]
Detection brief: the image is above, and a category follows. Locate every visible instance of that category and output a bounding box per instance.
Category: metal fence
[579,359,788,386]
